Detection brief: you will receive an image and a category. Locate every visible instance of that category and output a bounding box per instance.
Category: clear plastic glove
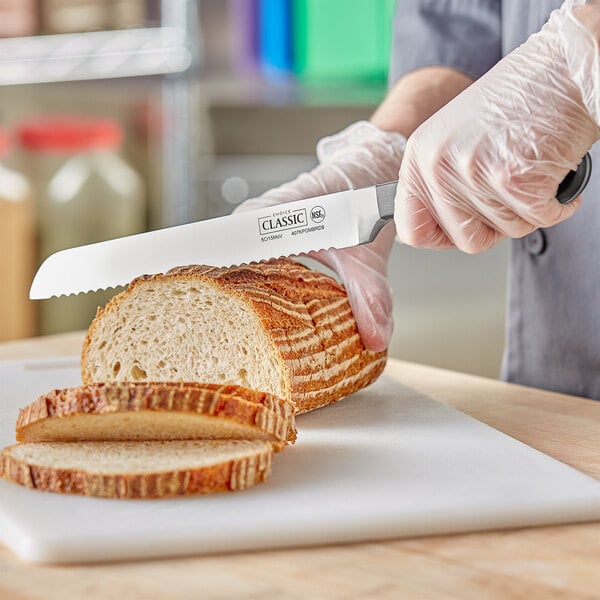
[234,121,406,352]
[394,0,600,253]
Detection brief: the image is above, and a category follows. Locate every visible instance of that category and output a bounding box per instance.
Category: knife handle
[370,153,593,243]
[556,152,592,204]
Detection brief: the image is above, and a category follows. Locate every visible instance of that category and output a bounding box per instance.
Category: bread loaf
[0,440,273,498]
[15,382,296,446]
[1,259,385,499]
[81,258,386,413]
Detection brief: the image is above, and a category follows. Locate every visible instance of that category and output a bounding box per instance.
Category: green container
[293,0,396,83]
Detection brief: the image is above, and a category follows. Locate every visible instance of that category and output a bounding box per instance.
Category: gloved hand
[234,121,406,352]
[394,0,600,253]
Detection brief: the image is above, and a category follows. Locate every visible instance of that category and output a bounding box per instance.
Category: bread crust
[16,382,296,445]
[81,258,387,413]
[0,441,273,499]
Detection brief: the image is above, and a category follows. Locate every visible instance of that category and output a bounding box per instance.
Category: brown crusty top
[125,258,349,332]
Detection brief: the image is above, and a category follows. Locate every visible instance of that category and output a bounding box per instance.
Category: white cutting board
[1,357,599,564]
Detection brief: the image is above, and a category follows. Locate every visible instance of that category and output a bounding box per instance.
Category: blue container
[258,0,293,78]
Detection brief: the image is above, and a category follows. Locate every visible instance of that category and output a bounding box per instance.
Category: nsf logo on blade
[310,206,325,223]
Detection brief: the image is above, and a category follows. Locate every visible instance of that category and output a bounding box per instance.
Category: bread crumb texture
[81,259,387,413]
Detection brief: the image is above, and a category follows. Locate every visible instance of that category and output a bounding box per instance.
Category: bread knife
[30,153,592,299]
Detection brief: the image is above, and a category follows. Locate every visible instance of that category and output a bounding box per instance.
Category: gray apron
[391,0,600,398]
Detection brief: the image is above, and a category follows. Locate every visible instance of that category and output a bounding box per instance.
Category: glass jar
[0,128,36,341]
[18,115,146,334]
[39,0,110,34]
[39,0,145,34]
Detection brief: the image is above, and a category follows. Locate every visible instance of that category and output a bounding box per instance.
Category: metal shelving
[0,26,192,85]
[0,0,200,226]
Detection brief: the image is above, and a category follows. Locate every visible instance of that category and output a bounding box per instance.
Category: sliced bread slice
[81,258,387,414]
[0,440,273,498]
[15,382,296,446]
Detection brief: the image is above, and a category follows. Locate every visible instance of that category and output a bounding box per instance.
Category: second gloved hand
[394,0,600,253]
[234,121,406,352]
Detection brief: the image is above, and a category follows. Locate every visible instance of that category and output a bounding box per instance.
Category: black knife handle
[556,152,592,204]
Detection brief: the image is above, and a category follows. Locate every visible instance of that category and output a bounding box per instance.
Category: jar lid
[18,116,123,153]
[0,129,11,157]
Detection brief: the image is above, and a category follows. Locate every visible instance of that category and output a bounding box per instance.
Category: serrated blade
[30,182,397,299]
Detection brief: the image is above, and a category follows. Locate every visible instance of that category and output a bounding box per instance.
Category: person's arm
[376,0,501,137]
[372,67,473,138]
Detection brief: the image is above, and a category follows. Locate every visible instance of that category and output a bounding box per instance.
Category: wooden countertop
[0,332,598,600]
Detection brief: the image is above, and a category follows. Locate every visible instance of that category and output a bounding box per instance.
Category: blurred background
[0,0,508,377]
